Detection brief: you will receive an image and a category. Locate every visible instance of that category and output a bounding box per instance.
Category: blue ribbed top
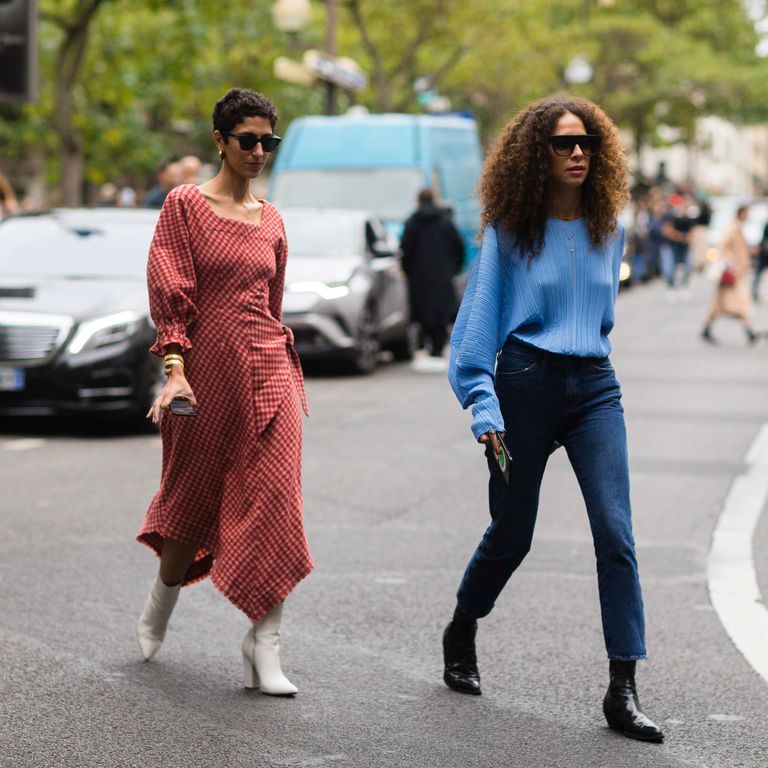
[448,218,625,438]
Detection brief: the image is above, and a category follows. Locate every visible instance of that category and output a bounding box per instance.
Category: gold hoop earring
[218,148,224,161]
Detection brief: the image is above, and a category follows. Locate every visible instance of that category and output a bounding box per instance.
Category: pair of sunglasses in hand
[168,398,197,417]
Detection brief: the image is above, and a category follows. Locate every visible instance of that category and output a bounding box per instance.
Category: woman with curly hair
[442,96,663,742]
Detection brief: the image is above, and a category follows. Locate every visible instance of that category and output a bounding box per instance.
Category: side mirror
[371,239,395,258]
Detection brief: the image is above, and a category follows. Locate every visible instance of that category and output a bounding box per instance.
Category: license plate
[0,367,25,392]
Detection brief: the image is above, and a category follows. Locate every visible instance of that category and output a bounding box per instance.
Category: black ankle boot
[442,606,481,695]
[603,660,663,742]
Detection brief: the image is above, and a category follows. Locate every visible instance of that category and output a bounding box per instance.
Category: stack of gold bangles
[163,353,184,375]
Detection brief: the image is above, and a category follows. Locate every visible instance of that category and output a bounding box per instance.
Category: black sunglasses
[223,132,282,152]
[548,134,602,157]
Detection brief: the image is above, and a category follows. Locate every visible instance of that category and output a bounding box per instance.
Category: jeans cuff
[607,654,647,661]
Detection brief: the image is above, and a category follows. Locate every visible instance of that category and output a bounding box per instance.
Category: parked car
[280,207,414,374]
[0,208,162,422]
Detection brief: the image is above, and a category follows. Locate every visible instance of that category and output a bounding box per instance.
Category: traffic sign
[0,0,37,104]
[302,50,368,92]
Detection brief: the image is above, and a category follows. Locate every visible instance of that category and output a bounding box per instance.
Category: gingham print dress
[137,184,313,622]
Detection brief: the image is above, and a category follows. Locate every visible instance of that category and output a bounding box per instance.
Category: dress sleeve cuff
[470,396,505,440]
[150,322,192,356]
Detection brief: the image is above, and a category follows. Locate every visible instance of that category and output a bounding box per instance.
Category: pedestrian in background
[444,95,663,742]
[661,194,691,300]
[647,198,668,279]
[701,204,757,344]
[116,178,138,207]
[143,159,182,208]
[401,188,465,365]
[688,199,712,272]
[136,87,312,695]
[752,219,768,301]
[0,167,20,219]
[179,154,202,186]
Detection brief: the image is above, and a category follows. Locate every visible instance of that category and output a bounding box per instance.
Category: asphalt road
[2,274,768,768]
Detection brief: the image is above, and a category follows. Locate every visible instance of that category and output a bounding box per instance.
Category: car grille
[0,312,73,367]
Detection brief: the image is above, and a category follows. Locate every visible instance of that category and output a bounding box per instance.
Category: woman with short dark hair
[443,96,663,742]
[136,88,312,695]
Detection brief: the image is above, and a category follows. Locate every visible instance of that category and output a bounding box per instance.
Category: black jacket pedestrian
[400,205,465,326]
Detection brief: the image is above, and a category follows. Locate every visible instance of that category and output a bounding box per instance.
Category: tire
[345,304,380,375]
[388,323,418,361]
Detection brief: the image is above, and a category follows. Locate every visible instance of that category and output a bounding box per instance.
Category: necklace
[553,216,578,254]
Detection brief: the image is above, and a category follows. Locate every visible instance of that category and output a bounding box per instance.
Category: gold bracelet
[164,360,184,375]
[163,354,184,363]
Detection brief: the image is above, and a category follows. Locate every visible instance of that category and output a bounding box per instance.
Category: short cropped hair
[212,88,279,135]
[418,188,435,206]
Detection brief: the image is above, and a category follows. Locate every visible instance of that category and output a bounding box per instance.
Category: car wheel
[388,323,418,361]
[130,357,164,431]
[347,304,380,375]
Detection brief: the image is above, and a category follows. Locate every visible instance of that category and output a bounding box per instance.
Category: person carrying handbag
[701,205,758,344]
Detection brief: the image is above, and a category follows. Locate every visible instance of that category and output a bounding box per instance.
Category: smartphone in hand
[169,398,197,416]
[496,433,512,484]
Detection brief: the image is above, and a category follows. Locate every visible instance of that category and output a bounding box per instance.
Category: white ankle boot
[136,575,181,660]
[241,601,298,695]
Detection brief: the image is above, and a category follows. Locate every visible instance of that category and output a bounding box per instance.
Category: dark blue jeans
[456,339,647,660]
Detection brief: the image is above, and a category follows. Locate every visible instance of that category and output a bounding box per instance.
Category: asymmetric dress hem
[137,184,313,624]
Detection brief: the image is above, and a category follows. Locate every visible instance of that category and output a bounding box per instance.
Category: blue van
[268,112,483,268]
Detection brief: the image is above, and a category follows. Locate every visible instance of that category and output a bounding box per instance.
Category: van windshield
[271,169,423,220]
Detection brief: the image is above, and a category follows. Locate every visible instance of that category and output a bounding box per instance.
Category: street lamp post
[272,0,340,115]
[271,0,312,33]
[273,0,366,115]
[324,0,337,115]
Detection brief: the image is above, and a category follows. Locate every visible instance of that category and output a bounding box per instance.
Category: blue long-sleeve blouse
[448,218,625,439]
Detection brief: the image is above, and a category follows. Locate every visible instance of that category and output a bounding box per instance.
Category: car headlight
[68,310,141,355]
[286,281,350,300]
[619,261,631,282]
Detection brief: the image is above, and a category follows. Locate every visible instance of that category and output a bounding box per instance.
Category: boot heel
[241,603,298,696]
[243,655,260,690]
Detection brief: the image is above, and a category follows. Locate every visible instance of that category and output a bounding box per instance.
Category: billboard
[0,0,36,104]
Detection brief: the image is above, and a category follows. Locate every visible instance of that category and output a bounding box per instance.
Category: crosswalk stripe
[708,421,768,686]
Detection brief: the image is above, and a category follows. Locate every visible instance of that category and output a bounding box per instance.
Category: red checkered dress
[137,184,313,622]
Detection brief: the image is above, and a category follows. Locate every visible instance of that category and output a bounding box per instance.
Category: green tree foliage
[340,0,768,148]
[1,0,767,202]
[0,0,324,203]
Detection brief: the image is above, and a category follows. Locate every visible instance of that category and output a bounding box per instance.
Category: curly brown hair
[478,95,628,259]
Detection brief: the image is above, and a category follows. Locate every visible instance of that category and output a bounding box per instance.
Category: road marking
[707,421,768,685]
[2,438,47,452]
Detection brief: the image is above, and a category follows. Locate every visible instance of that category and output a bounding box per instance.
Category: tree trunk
[49,1,107,206]
[60,144,84,206]
[25,146,48,209]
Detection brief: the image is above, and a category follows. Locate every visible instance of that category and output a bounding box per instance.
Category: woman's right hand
[147,367,197,424]
[479,430,502,456]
